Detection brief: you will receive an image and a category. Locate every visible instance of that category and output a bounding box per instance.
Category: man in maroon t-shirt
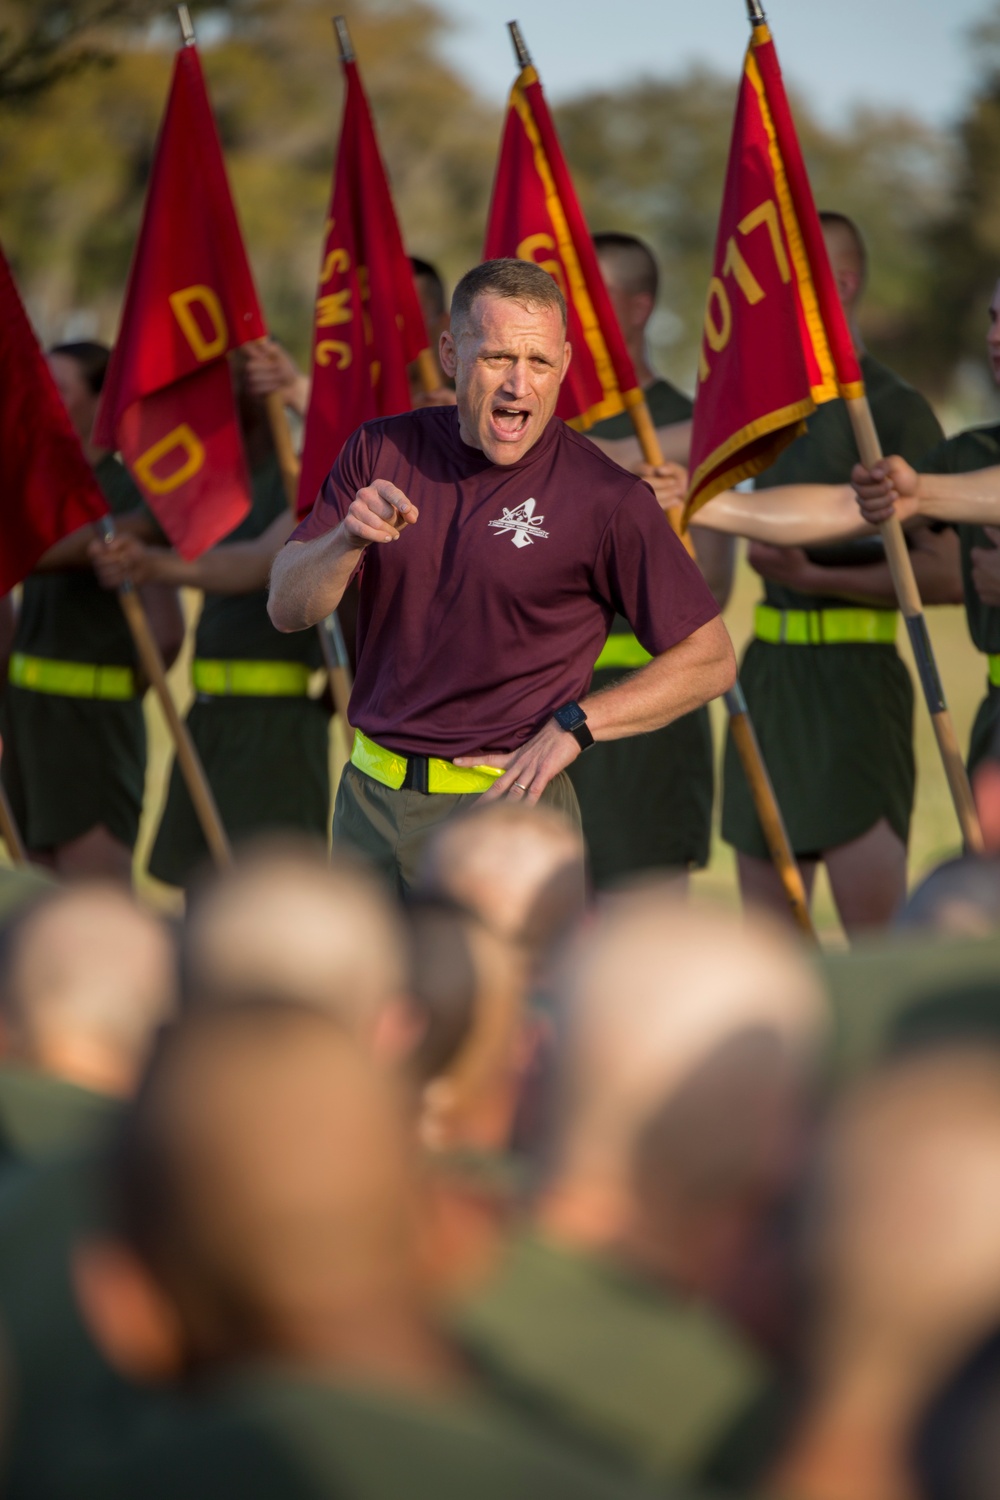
[269,259,735,891]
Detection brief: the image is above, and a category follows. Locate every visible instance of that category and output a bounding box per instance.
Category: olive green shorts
[149,696,331,888]
[722,640,915,861]
[568,666,713,887]
[0,684,146,852]
[333,762,582,897]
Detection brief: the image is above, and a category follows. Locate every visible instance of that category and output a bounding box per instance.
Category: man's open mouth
[491,406,530,437]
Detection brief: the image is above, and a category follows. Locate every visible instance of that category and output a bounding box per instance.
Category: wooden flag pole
[102,520,232,868]
[506,20,817,940]
[846,397,983,852]
[0,778,27,867]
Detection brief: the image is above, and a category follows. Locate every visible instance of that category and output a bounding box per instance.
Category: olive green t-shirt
[754,353,943,612]
[454,1231,779,1489]
[194,455,321,668]
[14,455,146,668]
[0,1066,119,1165]
[919,422,1000,653]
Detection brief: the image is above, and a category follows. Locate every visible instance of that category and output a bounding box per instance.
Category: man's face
[48,353,98,445]
[987,281,1000,387]
[440,293,571,466]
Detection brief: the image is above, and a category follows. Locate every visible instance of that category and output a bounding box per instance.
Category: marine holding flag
[268,258,735,893]
[680,22,955,932]
[483,59,734,889]
[1,339,183,882]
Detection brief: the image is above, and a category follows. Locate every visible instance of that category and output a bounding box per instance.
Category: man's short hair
[451,259,567,332]
[592,232,659,302]
[410,257,446,320]
[48,340,111,396]
[818,211,868,286]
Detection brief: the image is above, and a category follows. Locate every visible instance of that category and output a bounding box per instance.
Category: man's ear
[72,1237,187,1384]
[559,340,572,383]
[439,329,457,380]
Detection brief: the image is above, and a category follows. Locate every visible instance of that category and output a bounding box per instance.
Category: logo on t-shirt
[488,498,550,549]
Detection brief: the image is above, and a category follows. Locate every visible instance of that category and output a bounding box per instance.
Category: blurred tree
[0,0,960,406]
[556,75,951,395]
[916,4,1000,401]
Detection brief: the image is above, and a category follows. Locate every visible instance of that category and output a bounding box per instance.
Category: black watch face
[555,703,586,732]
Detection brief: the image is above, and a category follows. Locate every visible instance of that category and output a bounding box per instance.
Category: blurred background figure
[415,803,586,977]
[0,884,177,1494]
[0,883,176,1161]
[770,1046,1000,1500]
[455,893,825,1492]
[408,256,456,406]
[573,231,732,894]
[403,898,529,1300]
[1,341,183,883]
[58,1002,662,1500]
[182,837,410,1052]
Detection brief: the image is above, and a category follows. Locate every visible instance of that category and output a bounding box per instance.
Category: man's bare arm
[35,510,160,572]
[854,456,1000,528]
[455,615,736,805]
[90,513,296,596]
[691,483,872,547]
[589,418,692,472]
[268,480,418,633]
[747,526,965,609]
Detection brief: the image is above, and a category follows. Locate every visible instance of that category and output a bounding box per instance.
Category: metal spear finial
[333,16,355,63]
[746,0,767,24]
[177,4,196,44]
[508,21,532,69]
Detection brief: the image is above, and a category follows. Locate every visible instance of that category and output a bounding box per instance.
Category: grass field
[129,551,986,943]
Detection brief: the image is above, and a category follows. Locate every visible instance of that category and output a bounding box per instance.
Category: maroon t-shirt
[291,407,718,757]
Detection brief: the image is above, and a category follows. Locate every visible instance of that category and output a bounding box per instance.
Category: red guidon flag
[297,56,429,517]
[684,20,863,522]
[0,243,108,594]
[484,63,643,431]
[94,40,266,558]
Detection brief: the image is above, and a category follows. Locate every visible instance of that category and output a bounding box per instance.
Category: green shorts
[568,668,713,886]
[333,762,582,897]
[968,682,1000,774]
[148,696,331,888]
[722,640,915,861]
[0,684,146,852]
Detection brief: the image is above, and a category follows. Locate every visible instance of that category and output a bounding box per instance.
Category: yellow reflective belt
[351,729,504,795]
[988,655,1000,688]
[754,604,898,646]
[594,632,652,671]
[9,652,136,700]
[192,659,312,697]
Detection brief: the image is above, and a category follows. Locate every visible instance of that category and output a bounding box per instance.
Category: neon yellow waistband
[594,632,653,671]
[755,604,898,646]
[192,659,312,697]
[988,655,1000,688]
[351,729,504,795]
[9,652,136,700]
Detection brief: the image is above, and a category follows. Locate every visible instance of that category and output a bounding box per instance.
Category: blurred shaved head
[0,884,176,1096]
[416,805,585,961]
[183,839,406,1039]
[109,1003,429,1375]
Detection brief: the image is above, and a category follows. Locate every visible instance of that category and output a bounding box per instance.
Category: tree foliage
[0,0,988,406]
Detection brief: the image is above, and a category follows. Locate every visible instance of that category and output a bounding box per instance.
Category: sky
[434,0,997,130]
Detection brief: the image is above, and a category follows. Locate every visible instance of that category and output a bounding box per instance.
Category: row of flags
[2,12,871,593]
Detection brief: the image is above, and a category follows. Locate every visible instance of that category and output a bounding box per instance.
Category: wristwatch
[553,701,595,752]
